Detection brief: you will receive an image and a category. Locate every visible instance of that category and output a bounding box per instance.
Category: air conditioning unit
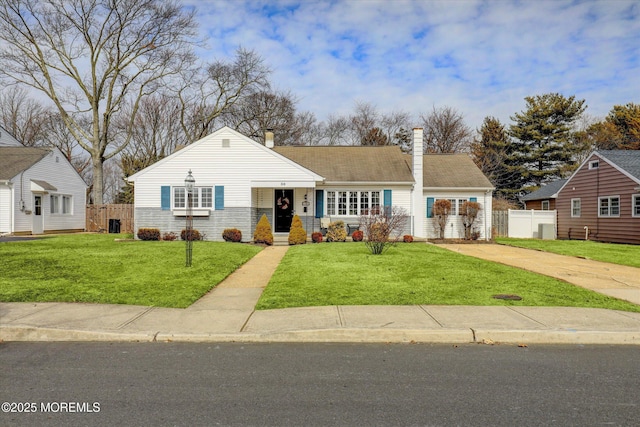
[538,223,555,240]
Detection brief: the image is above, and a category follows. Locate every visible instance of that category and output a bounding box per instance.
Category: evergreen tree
[471,116,521,200]
[509,93,586,191]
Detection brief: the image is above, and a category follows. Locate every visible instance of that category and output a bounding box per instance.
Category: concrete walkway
[1,244,639,345]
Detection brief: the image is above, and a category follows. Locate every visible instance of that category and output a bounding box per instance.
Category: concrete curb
[3,326,639,345]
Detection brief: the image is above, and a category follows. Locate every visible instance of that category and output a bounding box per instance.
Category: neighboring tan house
[127,126,494,241]
[521,179,567,210]
[0,127,86,235]
[556,150,640,244]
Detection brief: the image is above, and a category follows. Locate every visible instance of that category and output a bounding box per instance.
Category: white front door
[32,195,43,234]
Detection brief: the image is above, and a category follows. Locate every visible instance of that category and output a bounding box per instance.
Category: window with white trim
[633,195,640,217]
[599,196,620,217]
[436,198,468,216]
[50,194,72,214]
[326,190,381,216]
[571,198,581,218]
[174,187,213,209]
[541,200,550,210]
[50,194,60,214]
[589,160,599,169]
[62,195,72,214]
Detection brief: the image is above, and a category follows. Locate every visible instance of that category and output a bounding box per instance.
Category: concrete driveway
[436,243,640,305]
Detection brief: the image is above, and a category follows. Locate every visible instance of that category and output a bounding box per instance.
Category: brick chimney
[412,128,425,237]
[265,129,274,148]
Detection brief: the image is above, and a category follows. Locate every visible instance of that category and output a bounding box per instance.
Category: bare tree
[359,206,409,255]
[432,199,452,239]
[460,200,481,240]
[178,47,271,143]
[0,86,48,146]
[421,106,473,153]
[323,114,350,145]
[0,0,198,204]
[349,101,380,145]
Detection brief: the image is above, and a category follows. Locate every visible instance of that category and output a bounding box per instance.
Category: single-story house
[521,179,567,210]
[556,150,640,244]
[128,126,494,241]
[0,127,87,235]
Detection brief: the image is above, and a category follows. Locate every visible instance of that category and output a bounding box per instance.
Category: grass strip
[0,234,261,308]
[256,243,640,312]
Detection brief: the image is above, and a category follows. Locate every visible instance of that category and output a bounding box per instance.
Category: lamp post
[185,170,195,267]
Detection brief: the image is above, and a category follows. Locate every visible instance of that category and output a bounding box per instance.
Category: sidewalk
[1,244,639,345]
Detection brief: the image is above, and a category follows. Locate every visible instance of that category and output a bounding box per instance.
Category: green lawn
[495,238,640,268]
[256,243,640,312]
[0,234,262,308]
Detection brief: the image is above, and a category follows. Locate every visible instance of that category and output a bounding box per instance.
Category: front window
[571,199,581,218]
[325,190,382,216]
[633,195,640,217]
[174,187,213,209]
[50,194,60,214]
[541,200,550,210]
[62,196,72,214]
[599,196,620,217]
[435,198,468,216]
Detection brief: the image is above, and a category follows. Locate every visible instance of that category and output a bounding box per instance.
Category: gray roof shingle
[597,150,640,181]
[0,147,50,180]
[521,179,568,201]
[274,146,493,189]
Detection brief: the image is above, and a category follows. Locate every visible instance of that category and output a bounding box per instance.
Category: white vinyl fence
[508,210,557,239]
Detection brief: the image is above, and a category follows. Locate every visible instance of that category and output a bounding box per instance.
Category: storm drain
[492,294,523,301]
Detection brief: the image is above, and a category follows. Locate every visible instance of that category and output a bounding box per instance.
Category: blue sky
[187,0,640,130]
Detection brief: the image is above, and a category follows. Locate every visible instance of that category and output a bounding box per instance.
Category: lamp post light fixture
[185,170,195,267]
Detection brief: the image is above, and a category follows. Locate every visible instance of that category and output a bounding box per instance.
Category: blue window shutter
[470,197,477,202]
[315,189,324,218]
[215,186,224,210]
[426,197,434,218]
[383,189,392,206]
[161,186,170,210]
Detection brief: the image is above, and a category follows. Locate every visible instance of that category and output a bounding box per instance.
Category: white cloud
[187,0,640,130]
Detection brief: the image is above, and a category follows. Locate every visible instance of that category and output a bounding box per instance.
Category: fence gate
[492,211,509,237]
[86,204,134,233]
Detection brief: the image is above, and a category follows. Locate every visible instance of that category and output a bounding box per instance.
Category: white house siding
[129,127,322,241]
[0,185,12,233]
[0,128,22,147]
[423,190,493,240]
[11,148,86,234]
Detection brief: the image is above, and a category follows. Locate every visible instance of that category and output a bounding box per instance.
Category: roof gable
[0,147,50,180]
[596,150,640,182]
[274,146,414,183]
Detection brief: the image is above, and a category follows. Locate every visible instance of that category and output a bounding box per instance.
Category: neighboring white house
[0,129,87,235]
[128,127,494,241]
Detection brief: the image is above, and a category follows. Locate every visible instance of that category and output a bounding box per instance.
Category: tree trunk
[92,156,104,205]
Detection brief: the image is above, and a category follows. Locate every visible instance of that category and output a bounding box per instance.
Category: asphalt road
[1,342,639,426]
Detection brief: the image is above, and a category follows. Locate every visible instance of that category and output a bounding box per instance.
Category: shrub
[162,231,178,241]
[253,214,273,245]
[326,220,347,242]
[403,234,414,243]
[460,201,482,240]
[351,230,364,242]
[137,228,160,241]
[222,228,242,242]
[180,229,202,241]
[359,206,409,255]
[311,231,323,243]
[288,215,307,245]
[433,199,452,239]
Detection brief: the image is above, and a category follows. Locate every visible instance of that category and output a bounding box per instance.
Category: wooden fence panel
[86,204,134,233]
[492,211,509,237]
